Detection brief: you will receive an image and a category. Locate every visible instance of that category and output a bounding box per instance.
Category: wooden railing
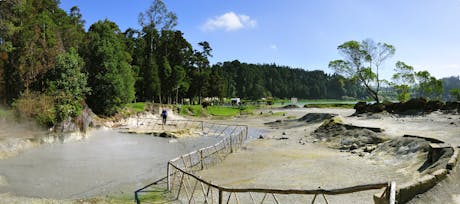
[135,120,395,203]
[168,159,396,203]
[165,122,395,204]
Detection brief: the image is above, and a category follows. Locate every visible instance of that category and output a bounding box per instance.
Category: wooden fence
[135,120,395,203]
[168,161,395,204]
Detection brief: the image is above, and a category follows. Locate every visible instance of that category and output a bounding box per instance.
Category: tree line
[0,0,366,124]
[1,1,459,127]
[213,61,366,100]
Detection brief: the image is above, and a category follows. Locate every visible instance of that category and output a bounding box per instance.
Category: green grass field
[179,105,255,117]
[125,102,145,113]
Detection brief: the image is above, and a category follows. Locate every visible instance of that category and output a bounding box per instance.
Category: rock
[443,101,460,110]
[369,103,385,113]
[282,104,300,109]
[364,145,377,153]
[383,101,396,113]
[282,132,286,135]
[426,100,444,112]
[350,143,359,150]
[402,98,427,111]
[159,132,176,138]
[354,101,368,114]
[354,98,454,115]
[278,137,289,140]
[298,113,338,123]
[264,119,283,126]
[313,117,387,150]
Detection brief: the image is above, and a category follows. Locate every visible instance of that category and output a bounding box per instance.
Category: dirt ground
[196,108,460,203]
[0,107,459,203]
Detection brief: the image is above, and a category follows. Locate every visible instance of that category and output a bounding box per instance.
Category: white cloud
[202,12,257,32]
[270,44,278,50]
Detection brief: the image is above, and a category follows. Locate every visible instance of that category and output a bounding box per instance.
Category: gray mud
[0,128,220,199]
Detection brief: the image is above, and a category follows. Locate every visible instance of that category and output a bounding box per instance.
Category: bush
[12,91,56,127]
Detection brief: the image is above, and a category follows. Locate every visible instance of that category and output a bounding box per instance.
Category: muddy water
[0,128,221,199]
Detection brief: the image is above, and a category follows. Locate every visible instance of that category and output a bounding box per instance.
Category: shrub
[13,91,56,127]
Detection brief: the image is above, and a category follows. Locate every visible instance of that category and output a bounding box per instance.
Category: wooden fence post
[390,181,396,204]
[167,162,171,191]
[200,149,204,170]
[230,135,233,153]
[245,126,249,140]
[219,189,223,204]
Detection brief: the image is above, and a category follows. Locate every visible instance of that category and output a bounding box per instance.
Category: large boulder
[383,101,396,113]
[402,98,427,112]
[313,117,387,150]
[442,101,460,111]
[282,104,300,109]
[55,106,94,133]
[353,102,385,114]
[426,100,444,112]
[298,113,337,123]
[369,103,386,113]
[354,101,368,114]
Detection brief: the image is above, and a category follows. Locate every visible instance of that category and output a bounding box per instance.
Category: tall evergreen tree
[83,20,135,116]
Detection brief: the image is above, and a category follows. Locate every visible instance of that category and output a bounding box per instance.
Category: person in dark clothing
[161,109,168,126]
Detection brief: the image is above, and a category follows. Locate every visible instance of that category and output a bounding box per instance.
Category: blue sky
[60,0,460,79]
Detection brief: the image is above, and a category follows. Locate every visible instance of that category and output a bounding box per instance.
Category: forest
[1,0,459,127]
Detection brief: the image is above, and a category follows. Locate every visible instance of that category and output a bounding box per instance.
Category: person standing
[161,108,168,127]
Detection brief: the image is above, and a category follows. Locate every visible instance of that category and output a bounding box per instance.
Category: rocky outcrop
[312,117,387,151]
[47,106,95,143]
[354,98,460,115]
[297,113,338,123]
[55,106,94,133]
